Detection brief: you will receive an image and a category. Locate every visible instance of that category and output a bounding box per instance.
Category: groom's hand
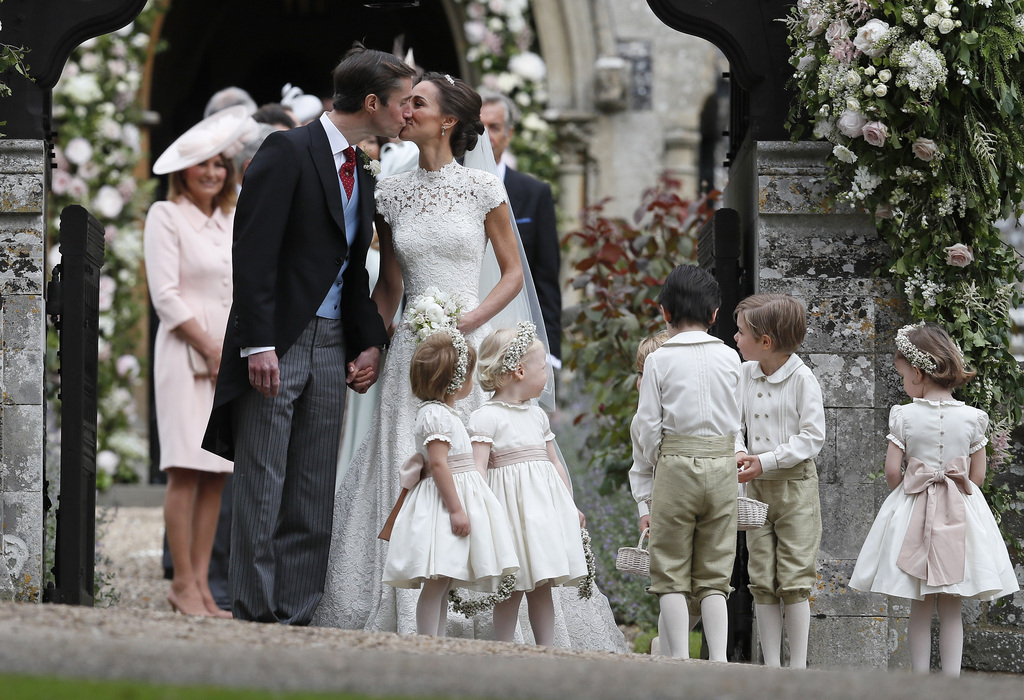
[248,350,280,398]
[347,346,381,393]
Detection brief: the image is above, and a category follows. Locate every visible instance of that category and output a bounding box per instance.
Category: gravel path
[2,506,1018,699]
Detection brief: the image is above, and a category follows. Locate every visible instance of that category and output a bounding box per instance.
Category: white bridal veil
[463,133,557,412]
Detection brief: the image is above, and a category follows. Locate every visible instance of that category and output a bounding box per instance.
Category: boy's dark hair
[658,264,720,328]
[332,42,416,113]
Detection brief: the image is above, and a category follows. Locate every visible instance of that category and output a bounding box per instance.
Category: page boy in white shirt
[733,293,825,669]
[635,265,743,662]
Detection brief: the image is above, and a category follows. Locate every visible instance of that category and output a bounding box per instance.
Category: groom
[203,44,415,624]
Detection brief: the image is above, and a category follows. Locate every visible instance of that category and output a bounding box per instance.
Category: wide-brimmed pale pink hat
[153,105,258,175]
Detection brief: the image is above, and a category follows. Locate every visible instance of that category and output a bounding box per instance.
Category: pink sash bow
[896,456,972,587]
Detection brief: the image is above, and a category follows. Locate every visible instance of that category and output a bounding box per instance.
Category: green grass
[0,674,448,700]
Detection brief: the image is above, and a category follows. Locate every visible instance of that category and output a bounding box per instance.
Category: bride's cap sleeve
[417,404,454,447]
[468,405,496,445]
[373,179,394,226]
[474,171,508,214]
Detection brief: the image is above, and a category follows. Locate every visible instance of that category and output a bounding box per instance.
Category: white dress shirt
[734,354,825,471]
[631,331,743,510]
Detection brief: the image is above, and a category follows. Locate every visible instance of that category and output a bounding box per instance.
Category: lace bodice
[375,161,505,303]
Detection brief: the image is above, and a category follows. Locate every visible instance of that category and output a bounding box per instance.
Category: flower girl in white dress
[850,323,1019,676]
[383,329,519,636]
[469,322,589,646]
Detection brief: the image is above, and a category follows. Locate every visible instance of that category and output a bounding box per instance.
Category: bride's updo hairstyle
[476,326,544,393]
[418,72,485,158]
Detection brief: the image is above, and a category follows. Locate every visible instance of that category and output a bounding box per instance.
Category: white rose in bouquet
[853,19,890,58]
[838,110,869,138]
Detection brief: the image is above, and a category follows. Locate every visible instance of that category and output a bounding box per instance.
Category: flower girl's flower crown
[440,328,469,395]
[896,323,937,373]
[501,321,538,374]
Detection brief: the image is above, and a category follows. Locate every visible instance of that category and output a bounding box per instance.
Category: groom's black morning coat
[203,118,388,460]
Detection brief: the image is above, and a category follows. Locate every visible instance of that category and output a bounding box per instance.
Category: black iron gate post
[44,204,105,605]
[698,207,754,661]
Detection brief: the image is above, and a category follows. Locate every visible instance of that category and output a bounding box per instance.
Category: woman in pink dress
[146,107,253,617]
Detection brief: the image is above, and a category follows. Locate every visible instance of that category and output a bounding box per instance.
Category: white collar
[319,112,352,157]
[748,353,804,384]
[496,161,508,181]
[662,330,723,347]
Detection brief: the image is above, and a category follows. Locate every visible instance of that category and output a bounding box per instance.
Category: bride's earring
[441,125,447,137]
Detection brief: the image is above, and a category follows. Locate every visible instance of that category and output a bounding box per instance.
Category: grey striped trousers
[230,317,346,624]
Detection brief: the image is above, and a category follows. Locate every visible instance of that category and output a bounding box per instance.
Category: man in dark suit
[479,91,563,364]
[203,45,415,624]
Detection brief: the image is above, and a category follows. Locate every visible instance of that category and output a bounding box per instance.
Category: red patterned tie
[339,146,356,199]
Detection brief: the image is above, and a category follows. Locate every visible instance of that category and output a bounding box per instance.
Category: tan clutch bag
[187,345,211,378]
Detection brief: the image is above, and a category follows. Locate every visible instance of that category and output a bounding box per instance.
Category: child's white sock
[436,582,451,637]
[416,578,450,636]
[936,594,963,677]
[784,600,811,669]
[701,594,729,663]
[909,596,934,673]
[755,603,783,667]
[659,593,692,659]
[493,591,524,643]
[525,584,554,646]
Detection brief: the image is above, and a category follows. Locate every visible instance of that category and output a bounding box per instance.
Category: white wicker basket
[737,484,768,531]
[615,528,650,577]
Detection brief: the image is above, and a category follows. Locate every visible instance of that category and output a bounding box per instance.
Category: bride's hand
[456,311,480,334]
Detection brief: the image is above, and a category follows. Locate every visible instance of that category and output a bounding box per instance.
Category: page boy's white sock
[701,594,730,662]
[784,600,811,669]
[659,593,692,659]
[755,603,783,667]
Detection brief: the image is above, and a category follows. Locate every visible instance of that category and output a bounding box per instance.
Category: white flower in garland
[895,40,946,99]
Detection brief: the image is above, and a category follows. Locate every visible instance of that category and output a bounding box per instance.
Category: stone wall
[0,139,47,601]
[727,139,1024,672]
[727,139,908,668]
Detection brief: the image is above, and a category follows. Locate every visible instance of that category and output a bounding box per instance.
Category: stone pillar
[0,139,47,602]
[663,127,701,199]
[726,140,909,669]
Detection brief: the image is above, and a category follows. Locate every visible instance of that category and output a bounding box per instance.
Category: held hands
[449,509,471,537]
[639,514,650,533]
[248,350,280,397]
[737,453,763,483]
[347,346,382,394]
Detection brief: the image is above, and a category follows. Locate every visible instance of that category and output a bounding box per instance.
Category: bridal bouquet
[404,287,465,342]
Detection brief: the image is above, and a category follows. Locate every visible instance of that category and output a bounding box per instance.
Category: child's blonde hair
[476,326,544,392]
[734,293,807,353]
[636,331,670,373]
[410,333,477,402]
[895,323,975,389]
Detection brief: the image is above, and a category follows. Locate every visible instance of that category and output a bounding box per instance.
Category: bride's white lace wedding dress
[312,161,626,651]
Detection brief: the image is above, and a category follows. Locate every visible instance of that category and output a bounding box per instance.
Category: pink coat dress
[144,199,233,472]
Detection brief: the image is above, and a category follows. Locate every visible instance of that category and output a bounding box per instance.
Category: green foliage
[564,175,719,493]
[785,0,1024,541]
[0,0,33,135]
[455,0,559,187]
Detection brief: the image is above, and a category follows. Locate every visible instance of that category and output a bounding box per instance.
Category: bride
[313,72,625,651]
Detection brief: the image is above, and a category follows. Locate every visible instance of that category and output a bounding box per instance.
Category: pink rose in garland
[911,137,938,162]
[944,243,974,267]
[862,121,889,147]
